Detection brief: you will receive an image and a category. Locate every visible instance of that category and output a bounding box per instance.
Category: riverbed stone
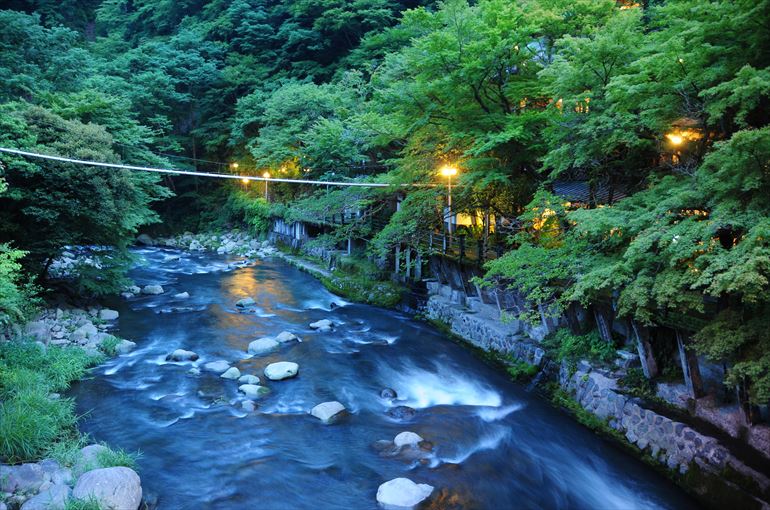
[72,467,142,510]
[309,319,333,331]
[238,384,269,398]
[220,367,241,380]
[394,431,423,449]
[75,444,109,474]
[20,484,70,510]
[275,331,299,343]
[141,284,164,295]
[264,361,299,381]
[386,406,416,421]
[116,340,136,355]
[310,401,346,423]
[380,388,397,399]
[248,338,280,355]
[376,478,433,509]
[241,400,256,412]
[203,360,231,374]
[99,309,119,321]
[235,297,256,308]
[174,292,190,299]
[238,375,260,385]
[136,234,154,245]
[165,349,199,362]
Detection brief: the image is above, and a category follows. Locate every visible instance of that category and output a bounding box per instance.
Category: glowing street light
[263,171,270,200]
[231,162,239,170]
[241,177,249,185]
[440,165,459,239]
[666,133,684,146]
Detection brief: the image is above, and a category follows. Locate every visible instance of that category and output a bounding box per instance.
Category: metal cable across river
[69,247,698,509]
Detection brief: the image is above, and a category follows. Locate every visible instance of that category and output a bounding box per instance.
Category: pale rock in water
[376,478,434,510]
[220,367,241,380]
[309,319,333,331]
[20,484,70,510]
[275,331,299,343]
[115,340,136,355]
[165,349,199,362]
[98,309,119,321]
[203,360,231,374]
[239,384,269,399]
[394,431,423,448]
[310,401,346,423]
[238,374,260,385]
[235,297,256,308]
[264,361,299,381]
[72,467,142,510]
[141,284,164,295]
[174,291,190,299]
[248,338,279,355]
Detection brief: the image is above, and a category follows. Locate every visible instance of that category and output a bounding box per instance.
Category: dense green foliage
[2,0,769,404]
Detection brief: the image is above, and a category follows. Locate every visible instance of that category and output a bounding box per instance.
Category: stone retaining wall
[425,289,770,509]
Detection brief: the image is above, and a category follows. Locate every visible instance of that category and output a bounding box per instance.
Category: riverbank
[424,285,770,510]
[1,307,143,510]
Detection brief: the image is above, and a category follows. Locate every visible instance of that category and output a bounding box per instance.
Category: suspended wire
[0,148,438,188]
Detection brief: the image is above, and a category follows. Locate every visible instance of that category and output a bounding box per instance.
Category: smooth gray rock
[380,388,397,399]
[238,384,269,398]
[235,297,256,308]
[174,292,190,299]
[238,375,260,385]
[20,484,70,510]
[394,431,423,448]
[248,338,279,355]
[220,367,241,380]
[115,340,136,355]
[310,401,346,423]
[0,463,45,494]
[241,400,256,412]
[376,478,433,509]
[264,361,299,381]
[165,349,199,362]
[98,309,119,321]
[75,444,109,474]
[136,234,154,245]
[309,319,333,330]
[73,323,98,340]
[275,331,299,343]
[72,467,142,510]
[203,360,230,374]
[141,285,164,295]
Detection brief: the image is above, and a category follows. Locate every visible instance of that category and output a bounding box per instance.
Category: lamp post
[440,165,458,242]
[263,171,270,200]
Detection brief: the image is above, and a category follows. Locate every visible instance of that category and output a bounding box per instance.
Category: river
[70,247,697,509]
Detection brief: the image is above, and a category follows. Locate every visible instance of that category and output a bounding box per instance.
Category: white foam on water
[476,403,525,422]
[381,361,502,408]
[438,427,510,464]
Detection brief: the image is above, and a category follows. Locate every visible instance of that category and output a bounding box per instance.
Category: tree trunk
[630,320,659,379]
[676,329,704,399]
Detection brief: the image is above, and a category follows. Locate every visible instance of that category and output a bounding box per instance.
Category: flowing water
[71,248,697,509]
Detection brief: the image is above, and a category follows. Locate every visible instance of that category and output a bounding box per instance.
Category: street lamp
[241,177,249,185]
[440,165,458,240]
[231,162,239,170]
[263,171,270,200]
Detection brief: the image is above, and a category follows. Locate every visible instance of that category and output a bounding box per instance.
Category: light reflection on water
[69,248,698,510]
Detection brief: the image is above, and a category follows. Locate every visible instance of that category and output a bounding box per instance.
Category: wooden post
[593,308,613,344]
[347,237,352,256]
[737,379,761,425]
[630,320,659,379]
[676,329,704,399]
[415,251,422,281]
[394,244,401,275]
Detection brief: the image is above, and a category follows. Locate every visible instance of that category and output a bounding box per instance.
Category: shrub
[96,446,141,470]
[542,328,617,369]
[506,360,539,381]
[97,335,120,357]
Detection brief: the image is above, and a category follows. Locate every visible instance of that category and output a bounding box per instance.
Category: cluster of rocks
[47,250,103,279]
[0,445,142,510]
[138,231,277,259]
[22,307,134,357]
[121,284,167,299]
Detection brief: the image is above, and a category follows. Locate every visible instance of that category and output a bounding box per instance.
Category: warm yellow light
[241,178,249,184]
[666,133,684,145]
[440,165,458,177]
[262,171,270,179]
[231,162,239,170]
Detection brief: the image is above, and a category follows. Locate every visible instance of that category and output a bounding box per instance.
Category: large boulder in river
[235,297,256,308]
[248,338,279,355]
[275,331,299,343]
[115,340,136,355]
[310,401,346,423]
[264,361,299,381]
[136,234,154,246]
[165,349,199,362]
[394,431,423,449]
[203,360,231,374]
[220,367,241,380]
[141,284,164,295]
[72,467,142,510]
[309,319,333,331]
[376,478,433,510]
